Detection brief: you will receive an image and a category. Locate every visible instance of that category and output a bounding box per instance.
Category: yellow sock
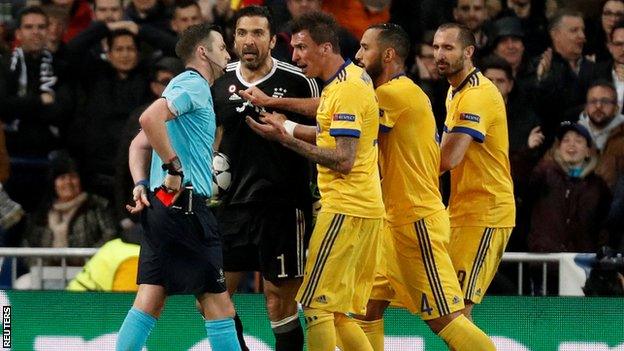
[334,313,373,351]
[355,319,384,351]
[304,308,336,351]
[438,314,496,351]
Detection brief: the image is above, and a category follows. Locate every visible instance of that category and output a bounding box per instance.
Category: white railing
[0,248,98,289]
[501,252,595,296]
[0,249,596,295]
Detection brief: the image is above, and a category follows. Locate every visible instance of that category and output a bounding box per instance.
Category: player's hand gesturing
[246,111,289,142]
[239,86,273,108]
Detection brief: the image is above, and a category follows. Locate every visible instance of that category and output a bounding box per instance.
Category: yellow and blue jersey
[315,60,384,218]
[443,69,515,227]
[377,74,445,226]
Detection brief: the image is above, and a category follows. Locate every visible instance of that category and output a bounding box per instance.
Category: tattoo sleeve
[282,135,357,174]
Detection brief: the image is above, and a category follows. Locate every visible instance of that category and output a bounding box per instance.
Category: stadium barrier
[0,291,621,350]
[0,248,597,295]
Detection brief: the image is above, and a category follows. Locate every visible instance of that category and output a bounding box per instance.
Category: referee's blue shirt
[149,69,215,197]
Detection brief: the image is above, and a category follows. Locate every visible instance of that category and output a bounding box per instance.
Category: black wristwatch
[162,156,184,177]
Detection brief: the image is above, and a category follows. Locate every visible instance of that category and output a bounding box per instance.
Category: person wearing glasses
[588,0,624,62]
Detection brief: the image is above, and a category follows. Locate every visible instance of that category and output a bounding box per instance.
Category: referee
[115,24,240,351]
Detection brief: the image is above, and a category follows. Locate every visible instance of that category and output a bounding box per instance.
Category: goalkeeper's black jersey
[212,58,320,207]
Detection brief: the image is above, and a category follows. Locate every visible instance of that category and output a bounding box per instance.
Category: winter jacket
[24,193,117,266]
[595,123,624,190]
[527,152,611,253]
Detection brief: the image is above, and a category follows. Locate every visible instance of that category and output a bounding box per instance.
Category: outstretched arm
[239,86,320,118]
[246,114,356,174]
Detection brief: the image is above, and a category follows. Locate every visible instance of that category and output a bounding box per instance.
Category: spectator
[533,9,594,141]
[41,4,68,55]
[579,81,624,153]
[0,6,73,212]
[490,16,534,88]
[23,151,116,267]
[42,0,93,43]
[587,0,624,63]
[453,0,490,56]
[482,55,543,251]
[594,20,624,112]
[527,122,611,254]
[123,0,171,33]
[66,29,151,201]
[135,0,204,57]
[273,0,359,62]
[93,0,123,24]
[578,82,624,260]
[499,0,550,57]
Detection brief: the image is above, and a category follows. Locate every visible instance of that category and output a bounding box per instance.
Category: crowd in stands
[0,0,623,294]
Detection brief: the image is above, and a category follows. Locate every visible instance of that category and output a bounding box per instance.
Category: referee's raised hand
[126,183,150,214]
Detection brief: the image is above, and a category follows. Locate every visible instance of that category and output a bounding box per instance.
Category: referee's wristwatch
[162,156,184,177]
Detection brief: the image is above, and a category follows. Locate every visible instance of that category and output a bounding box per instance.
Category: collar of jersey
[185,67,206,82]
[451,68,479,97]
[390,72,406,81]
[324,59,351,86]
[235,57,278,87]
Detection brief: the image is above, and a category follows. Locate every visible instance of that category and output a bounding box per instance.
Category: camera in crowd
[583,246,624,296]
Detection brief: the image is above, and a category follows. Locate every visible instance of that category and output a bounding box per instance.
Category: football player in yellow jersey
[351,23,495,351]
[246,11,383,351]
[434,22,515,322]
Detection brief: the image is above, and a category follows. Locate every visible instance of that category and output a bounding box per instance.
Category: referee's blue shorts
[137,189,226,295]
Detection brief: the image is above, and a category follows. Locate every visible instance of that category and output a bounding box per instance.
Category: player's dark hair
[17,6,48,28]
[175,23,222,63]
[480,55,513,80]
[291,11,341,54]
[367,23,410,61]
[233,5,275,36]
[437,22,476,49]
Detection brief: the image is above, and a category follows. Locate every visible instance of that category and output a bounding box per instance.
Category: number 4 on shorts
[420,293,433,315]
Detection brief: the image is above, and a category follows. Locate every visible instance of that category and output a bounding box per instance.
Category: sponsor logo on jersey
[332,113,356,122]
[229,93,242,101]
[459,113,480,123]
[228,84,236,93]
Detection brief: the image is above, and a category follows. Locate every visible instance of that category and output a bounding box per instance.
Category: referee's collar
[185,67,206,82]
[451,68,479,97]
